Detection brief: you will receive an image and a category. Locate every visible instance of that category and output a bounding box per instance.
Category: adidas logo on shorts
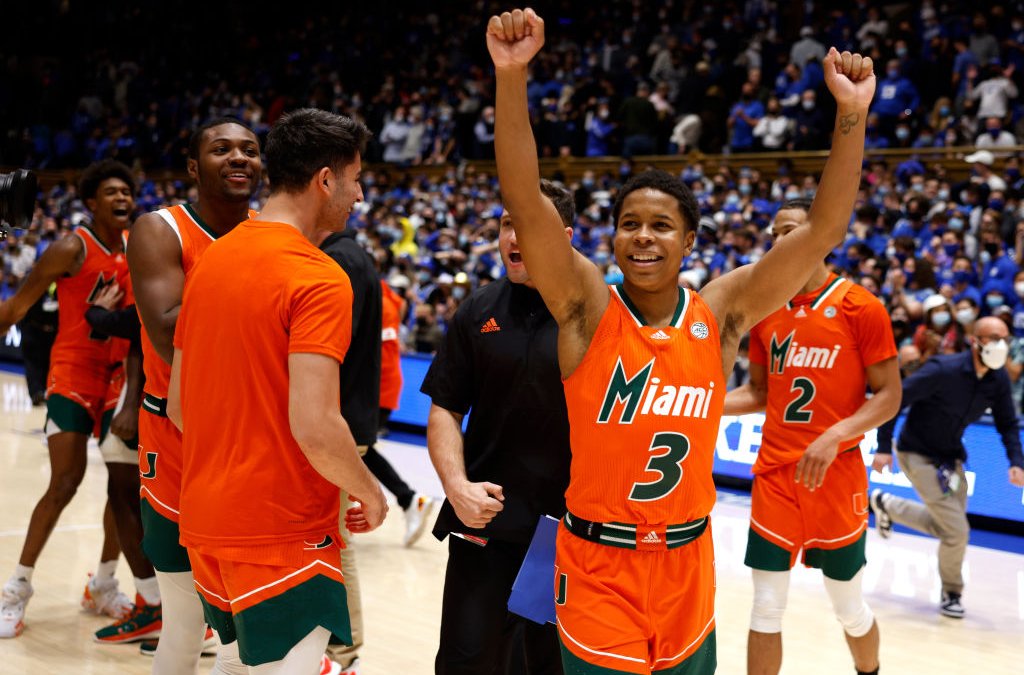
[641,530,661,544]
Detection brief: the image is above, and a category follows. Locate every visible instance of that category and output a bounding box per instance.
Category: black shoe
[869,489,893,539]
[940,591,965,618]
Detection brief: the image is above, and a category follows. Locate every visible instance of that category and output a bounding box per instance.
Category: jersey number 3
[784,377,816,423]
[629,432,690,501]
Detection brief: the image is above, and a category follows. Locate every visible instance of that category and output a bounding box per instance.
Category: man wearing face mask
[872,316,1024,619]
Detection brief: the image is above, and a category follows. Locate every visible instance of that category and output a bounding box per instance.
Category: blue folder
[507,514,560,625]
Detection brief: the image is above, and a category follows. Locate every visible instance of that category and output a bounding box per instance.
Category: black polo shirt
[421,277,571,544]
[320,230,381,447]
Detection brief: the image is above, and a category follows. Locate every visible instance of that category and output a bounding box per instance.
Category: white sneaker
[403,494,436,548]
[0,578,33,638]
[81,574,133,620]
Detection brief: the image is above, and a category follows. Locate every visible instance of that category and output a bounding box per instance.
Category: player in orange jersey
[127,117,260,672]
[0,160,157,641]
[724,199,901,675]
[487,8,875,673]
[168,109,387,673]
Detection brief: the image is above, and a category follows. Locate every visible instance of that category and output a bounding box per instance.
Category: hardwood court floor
[0,371,1018,674]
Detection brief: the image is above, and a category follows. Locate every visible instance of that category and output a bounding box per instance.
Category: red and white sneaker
[0,578,32,638]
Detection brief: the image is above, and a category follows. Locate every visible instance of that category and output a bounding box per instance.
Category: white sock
[13,564,34,585]
[96,560,118,581]
[135,576,161,606]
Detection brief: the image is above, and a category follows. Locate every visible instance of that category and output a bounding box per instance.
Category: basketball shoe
[94,593,162,643]
[403,494,436,547]
[82,573,133,619]
[0,577,32,638]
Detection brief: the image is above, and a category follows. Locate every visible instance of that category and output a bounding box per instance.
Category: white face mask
[930,311,951,328]
[955,308,977,326]
[1015,282,1024,298]
[980,339,1009,370]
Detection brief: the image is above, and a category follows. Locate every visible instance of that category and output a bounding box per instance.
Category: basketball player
[724,199,900,675]
[0,160,160,641]
[486,9,875,673]
[127,118,260,673]
[168,109,388,673]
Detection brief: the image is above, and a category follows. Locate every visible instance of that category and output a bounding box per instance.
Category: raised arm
[487,8,606,324]
[0,235,82,332]
[127,212,184,365]
[701,48,875,333]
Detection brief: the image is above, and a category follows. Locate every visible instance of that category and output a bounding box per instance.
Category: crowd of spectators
[3,2,1024,168]
[4,1,1024,412]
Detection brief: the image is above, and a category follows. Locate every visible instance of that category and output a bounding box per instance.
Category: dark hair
[265,108,371,193]
[779,197,813,213]
[611,169,698,232]
[539,179,575,228]
[79,159,135,201]
[188,117,256,160]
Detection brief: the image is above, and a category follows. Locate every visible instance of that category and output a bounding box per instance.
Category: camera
[0,169,38,239]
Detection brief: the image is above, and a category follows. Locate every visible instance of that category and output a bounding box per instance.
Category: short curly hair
[611,169,699,232]
[79,159,135,201]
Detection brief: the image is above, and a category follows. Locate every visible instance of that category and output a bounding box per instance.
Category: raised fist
[486,8,545,69]
[822,47,876,110]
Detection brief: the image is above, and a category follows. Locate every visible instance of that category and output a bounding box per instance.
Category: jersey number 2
[784,377,815,423]
[629,432,690,501]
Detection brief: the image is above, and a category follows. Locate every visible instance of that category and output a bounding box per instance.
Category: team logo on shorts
[690,322,709,339]
[824,306,837,318]
[303,535,334,550]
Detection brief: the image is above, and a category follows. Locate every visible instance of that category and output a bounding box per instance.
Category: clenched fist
[486,8,545,70]
[822,47,876,110]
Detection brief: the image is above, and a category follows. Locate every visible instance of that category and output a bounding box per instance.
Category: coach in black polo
[422,180,573,675]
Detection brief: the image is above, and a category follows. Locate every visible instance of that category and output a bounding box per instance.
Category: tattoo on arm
[839,113,860,135]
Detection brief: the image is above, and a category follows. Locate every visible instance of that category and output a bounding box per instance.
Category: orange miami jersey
[749,275,897,474]
[48,226,131,400]
[137,204,254,535]
[379,279,403,411]
[564,285,725,527]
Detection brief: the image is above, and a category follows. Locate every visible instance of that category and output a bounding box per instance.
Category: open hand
[823,47,875,109]
[486,8,545,70]
[91,282,124,311]
[795,431,840,490]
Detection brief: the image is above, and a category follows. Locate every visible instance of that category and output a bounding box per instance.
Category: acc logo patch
[824,306,837,318]
[690,322,709,339]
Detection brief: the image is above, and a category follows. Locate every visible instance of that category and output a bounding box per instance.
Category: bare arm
[0,235,82,332]
[288,353,387,531]
[723,361,768,415]
[427,403,504,529]
[701,49,875,335]
[168,348,183,429]
[796,356,901,489]
[110,340,144,441]
[127,212,184,365]
[487,9,608,326]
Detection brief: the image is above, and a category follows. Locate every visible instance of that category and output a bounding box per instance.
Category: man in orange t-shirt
[168,108,387,672]
[725,200,900,675]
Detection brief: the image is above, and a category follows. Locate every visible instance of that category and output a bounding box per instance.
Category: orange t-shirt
[174,219,354,561]
[51,226,131,377]
[379,280,403,411]
[563,285,725,526]
[748,275,897,473]
[139,204,254,399]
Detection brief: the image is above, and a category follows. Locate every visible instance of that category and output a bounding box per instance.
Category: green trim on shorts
[45,394,95,435]
[653,628,716,674]
[559,644,635,674]
[199,596,236,645]
[804,531,867,582]
[140,499,191,573]
[231,574,350,666]
[744,528,793,572]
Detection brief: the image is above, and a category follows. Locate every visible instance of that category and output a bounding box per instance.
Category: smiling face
[613,188,695,293]
[87,177,134,231]
[189,123,262,202]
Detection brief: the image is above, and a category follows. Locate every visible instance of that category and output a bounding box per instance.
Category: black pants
[363,444,415,510]
[436,536,563,675]
[19,321,55,403]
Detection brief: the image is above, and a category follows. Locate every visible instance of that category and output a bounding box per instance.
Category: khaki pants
[326,445,367,668]
[886,450,970,594]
